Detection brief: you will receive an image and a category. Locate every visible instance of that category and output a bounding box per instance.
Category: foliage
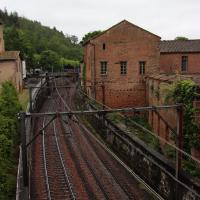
[0,81,21,199]
[183,160,200,178]
[18,89,29,111]
[132,115,152,130]
[162,143,176,159]
[0,81,21,119]
[80,30,102,45]
[175,36,189,40]
[60,58,80,68]
[0,8,82,70]
[40,50,61,71]
[164,80,199,151]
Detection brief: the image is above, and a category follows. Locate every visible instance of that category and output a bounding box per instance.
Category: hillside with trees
[0,9,82,71]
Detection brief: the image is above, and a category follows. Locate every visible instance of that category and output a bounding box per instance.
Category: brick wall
[160,53,200,73]
[0,59,23,92]
[146,77,177,141]
[84,20,160,108]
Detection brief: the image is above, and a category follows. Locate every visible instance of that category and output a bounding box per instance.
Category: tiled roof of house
[160,40,200,53]
[0,51,20,61]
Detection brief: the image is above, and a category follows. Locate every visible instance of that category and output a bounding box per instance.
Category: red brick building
[0,23,23,92]
[160,40,200,74]
[83,20,160,108]
[83,20,200,157]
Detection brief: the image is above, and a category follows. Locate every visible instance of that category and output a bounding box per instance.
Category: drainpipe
[90,42,96,99]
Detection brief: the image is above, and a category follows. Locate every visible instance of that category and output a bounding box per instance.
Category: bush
[0,81,21,198]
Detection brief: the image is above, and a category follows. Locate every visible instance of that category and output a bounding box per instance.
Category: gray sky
[1,0,200,41]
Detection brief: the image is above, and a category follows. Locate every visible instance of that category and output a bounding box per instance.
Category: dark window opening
[181,56,188,72]
[139,61,146,74]
[100,61,107,75]
[120,61,127,75]
[103,43,106,50]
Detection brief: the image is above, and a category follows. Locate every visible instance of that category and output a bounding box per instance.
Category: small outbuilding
[0,22,23,92]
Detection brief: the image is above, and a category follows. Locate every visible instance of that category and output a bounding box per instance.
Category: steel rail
[79,123,164,200]
[55,79,200,199]
[52,79,76,199]
[42,116,52,200]
[54,79,110,200]
[54,78,163,199]
[52,120,76,200]
[46,78,200,199]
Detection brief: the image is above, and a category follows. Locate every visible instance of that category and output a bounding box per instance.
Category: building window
[120,61,127,75]
[100,61,107,75]
[103,43,106,50]
[139,61,146,74]
[181,56,188,72]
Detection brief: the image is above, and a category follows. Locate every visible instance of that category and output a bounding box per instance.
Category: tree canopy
[175,36,189,40]
[80,30,102,45]
[0,8,83,70]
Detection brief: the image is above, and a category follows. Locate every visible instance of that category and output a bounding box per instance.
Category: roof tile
[160,40,200,53]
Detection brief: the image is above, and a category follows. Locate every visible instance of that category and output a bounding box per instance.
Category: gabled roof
[83,20,160,46]
[0,51,20,61]
[160,40,200,53]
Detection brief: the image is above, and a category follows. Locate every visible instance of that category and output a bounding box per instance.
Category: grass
[107,112,160,151]
[18,89,29,111]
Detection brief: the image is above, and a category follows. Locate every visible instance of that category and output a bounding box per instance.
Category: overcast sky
[1,0,200,41]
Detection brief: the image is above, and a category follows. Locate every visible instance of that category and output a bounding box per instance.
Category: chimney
[0,22,5,53]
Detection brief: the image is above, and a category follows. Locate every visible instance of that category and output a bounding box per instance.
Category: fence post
[46,72,50,96]
[29,87,32,113]
[175,104,183,199]
[19,112,28,186]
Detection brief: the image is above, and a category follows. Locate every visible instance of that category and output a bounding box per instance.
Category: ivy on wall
[162,79,200,151]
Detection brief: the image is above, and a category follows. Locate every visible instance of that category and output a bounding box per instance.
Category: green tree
[1,8,83,70]
[164,80,199,151]
[80,30,102,45]
[0,81,21,119]
[0,81,21,199]
[40,50,61,71]
[175,36,189,40]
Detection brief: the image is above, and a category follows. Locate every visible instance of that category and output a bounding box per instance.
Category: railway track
[41,115,76,200]
[31,79,76,200]
[31,77,161,200]
[53,78,158,200]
